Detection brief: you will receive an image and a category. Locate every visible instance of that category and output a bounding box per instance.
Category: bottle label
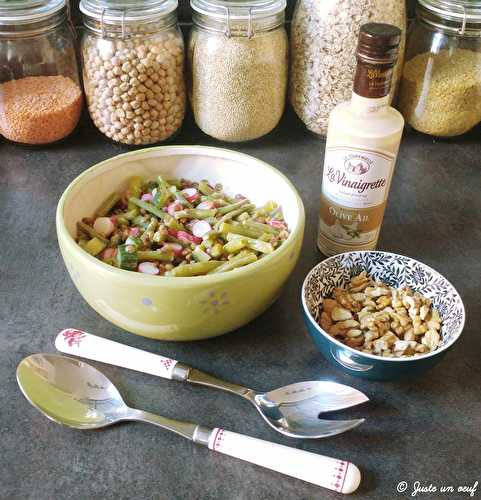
[318,146,394,248]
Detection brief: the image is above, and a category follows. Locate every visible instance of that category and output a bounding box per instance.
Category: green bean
[198,180,214,195]
[208,253,257,274]
[174,208,217,220]
[138,250,174,262]
[218,222,262,238]
[77,221,109,244]
[217,199,249,215]
[166,178,182,189]
[167,261,223,277]
[215,204,256,229]
[164,215,185,231]
[223,237,247,254]
[241,219,279,235]
[84,237,106,256]
[192,247,211,262]
[226,233,274,254]
[129,197,168,221]
[154,176,171,207]
[210,243,224,258]
[96,193,121,217]
[127,176,143,210]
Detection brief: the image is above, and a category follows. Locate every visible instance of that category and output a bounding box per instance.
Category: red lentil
[0,75,82,144]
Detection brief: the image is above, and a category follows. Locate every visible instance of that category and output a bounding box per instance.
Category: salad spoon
[17,353,361,494]
[56,329,368,439]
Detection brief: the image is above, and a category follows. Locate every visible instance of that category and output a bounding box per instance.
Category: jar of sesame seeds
[188,0,288,142]
[0,0,83,145]
[80,0,186,146]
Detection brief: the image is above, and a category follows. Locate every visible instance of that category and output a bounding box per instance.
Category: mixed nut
[318,272,442,357]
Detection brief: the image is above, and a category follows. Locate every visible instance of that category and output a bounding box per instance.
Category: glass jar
[0,0,82,145]
[80,0,186,145]
[289,0,406,137]
[398,0,481,137]
[188,0,288,142]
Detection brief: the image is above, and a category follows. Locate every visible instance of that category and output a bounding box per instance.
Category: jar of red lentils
[80,0,186,145]
[0,0,83,145]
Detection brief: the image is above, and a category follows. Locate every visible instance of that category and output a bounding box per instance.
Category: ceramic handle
[55,329,178,379]
[208,428,361,494]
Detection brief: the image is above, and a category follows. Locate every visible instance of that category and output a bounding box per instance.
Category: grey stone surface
[1,107,480,500]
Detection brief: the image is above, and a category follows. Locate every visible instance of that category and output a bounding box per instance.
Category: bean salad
[76,176,290,277]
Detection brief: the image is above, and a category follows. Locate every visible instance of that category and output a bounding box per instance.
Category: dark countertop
[1,108,480,500]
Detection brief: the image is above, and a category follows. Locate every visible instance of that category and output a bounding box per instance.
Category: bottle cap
[356,23,401,66]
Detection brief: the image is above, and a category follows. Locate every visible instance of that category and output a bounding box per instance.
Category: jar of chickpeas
[80,0,186,145]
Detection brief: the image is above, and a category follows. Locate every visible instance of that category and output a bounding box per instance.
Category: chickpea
[83,30,185,145]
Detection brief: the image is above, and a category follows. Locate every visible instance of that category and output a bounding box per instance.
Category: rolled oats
[289,0,406,136]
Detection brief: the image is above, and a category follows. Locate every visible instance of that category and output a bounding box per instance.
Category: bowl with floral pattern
[57,145,305,341]
[301,251,465,380]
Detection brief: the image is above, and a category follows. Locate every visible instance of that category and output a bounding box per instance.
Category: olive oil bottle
[318,23,404,256]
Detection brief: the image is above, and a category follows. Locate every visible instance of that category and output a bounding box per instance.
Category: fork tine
[266,381,369,413]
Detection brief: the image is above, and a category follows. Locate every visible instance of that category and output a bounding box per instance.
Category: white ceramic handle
[55,329,178,379]
[208,428,361,494]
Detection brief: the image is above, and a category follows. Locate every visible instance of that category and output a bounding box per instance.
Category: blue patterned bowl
[301,251,465,380]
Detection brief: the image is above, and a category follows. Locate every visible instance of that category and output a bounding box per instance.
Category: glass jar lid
[0,0,65,25]
[191,0,286,21]
[80,0,178,23]
[419,0,481,34]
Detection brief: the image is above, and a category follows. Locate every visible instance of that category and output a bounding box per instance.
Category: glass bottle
[0,0,82,145]
[317,23,404,257]
[188,0,288,142]
[80,0,185,145]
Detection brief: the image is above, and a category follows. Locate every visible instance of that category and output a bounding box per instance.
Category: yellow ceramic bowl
[56,146,305,341]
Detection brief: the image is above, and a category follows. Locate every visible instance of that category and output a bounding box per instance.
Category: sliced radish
[141,193,153,202]
[267,220,287,229]
[101,247,117,260]
[162,243,183,256]
[93,217,115,237]
[138,262,160,275]
[197,200,215,210]
[235,194,246,200]
[181,187,199,203]
[129,227,141,237]
[192,220,212,238]
[167,201,183,216]
[176,230,202,245]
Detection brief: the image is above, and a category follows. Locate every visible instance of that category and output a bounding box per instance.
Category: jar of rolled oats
[80,0,186,145]
[289,0,406,137]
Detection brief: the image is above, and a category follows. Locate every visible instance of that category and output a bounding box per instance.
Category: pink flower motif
[62,329,86,348]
